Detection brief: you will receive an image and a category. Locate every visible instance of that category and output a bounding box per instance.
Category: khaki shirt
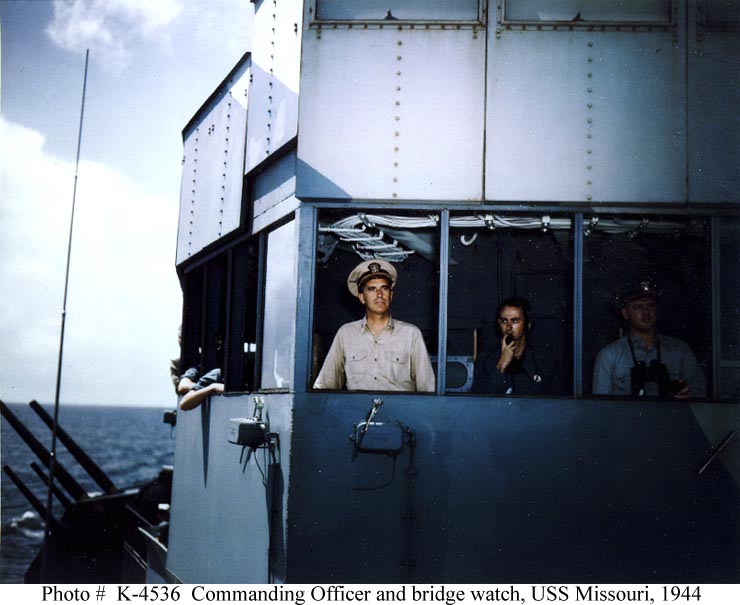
[314,316,435,392]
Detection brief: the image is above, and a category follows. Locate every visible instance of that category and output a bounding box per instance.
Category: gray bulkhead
[486,7,685,203]
[167,0,740,583]
[176,59,250,264]
[296,1,740,204]
[168,0,304,583]
[167,394,293,583]
[286,393,740,583]
[688,0,740,201]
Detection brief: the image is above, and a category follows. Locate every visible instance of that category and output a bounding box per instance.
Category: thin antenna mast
[42,48,90,578]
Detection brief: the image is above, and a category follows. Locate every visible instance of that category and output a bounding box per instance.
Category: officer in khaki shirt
[313,260,435,392]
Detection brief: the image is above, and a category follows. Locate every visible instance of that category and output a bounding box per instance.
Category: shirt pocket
[384,350,410,383]
[345,349,368,385]
[613,367,631,394]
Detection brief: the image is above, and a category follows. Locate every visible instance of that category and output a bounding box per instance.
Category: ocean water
[1,403,175,584]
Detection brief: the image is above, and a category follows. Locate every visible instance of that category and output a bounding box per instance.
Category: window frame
[180,206,735,402]
[259,217,300,392]
[179,244,257,394]
[310,0,487,26]
[309,207,443,394]
[499,0,674,27]
[306,206,732,401]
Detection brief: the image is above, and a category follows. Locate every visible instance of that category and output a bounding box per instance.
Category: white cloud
[46,0,183,72]
[1,0,253,405]
[0,117,182,406]
[184,0,253,61]
[45,0,251,73]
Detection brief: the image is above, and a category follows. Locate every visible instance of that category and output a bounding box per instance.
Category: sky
[0,0,254,406]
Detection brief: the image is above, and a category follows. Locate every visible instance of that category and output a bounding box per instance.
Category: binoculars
[631,359,684,397]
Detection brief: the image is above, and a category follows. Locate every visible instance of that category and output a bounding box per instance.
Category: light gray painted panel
[297,27,485,202]
[253,195,300,234]
[246,0,302,172]
[176,63,250,264]
[251,150,299,233]
[486,32,587,202]
[486,28,686,203]
[688,3,740,203]
[167,393,292,582]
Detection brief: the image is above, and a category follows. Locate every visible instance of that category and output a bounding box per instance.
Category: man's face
[358,278,392,315]
[498,306,526,342]
[622,296,657,333]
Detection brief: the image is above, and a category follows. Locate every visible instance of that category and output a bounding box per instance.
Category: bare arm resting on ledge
[179,381,224,410]
[178,367,223,411]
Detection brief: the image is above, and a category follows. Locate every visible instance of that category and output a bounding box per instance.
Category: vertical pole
[710,215,721,401]
[224,248,235,389]
[573,213,584,397]
[43,48,89,578]
[294,204,318,393]
[254,230,267,388]
[436,210,450,395]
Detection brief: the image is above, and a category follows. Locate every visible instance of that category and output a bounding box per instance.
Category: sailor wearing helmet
[313,259,435,392]
[592,281,706,399]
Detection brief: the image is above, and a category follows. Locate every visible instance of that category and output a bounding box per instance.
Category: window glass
[203,256,228,373]
[720,217,740,400]
[178,256,227,388]
[503,0,671,23]
[312,210,439,392]
[181,265,204,374]
[226,240,260,392]
[261,220,298,390]
[316,0,480,21]
[584,215,710,399]
[449,213,574,396]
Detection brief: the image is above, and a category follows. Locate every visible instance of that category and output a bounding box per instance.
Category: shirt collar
[360,315,395,332]
[629,333,657,352]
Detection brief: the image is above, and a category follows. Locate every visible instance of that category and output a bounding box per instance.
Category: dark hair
[496,297,531,330]
[496,296,532,338]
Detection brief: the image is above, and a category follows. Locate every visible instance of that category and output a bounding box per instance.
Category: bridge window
[179,255,228,387]
[503,0,671,24]
[179,241,260,393]
[261,219,298,390]
[307,209,733,401]
[312,210,440,392]
[229,240,260,392]
[448,213,574,396]
[180,264,205,378]
[315,0,481,22]
[584,215,710,399]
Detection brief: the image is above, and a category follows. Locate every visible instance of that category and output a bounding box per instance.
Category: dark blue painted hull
[286,394,739,583]
[166,393,739,583]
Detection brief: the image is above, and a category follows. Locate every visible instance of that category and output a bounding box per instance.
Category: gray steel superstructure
[163,0,740,583]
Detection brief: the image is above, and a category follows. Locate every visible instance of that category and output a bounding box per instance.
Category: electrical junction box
[227,417,267,448]
[354,421,405,455]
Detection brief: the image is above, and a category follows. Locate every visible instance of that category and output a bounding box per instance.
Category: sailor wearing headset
[473,297,556,395]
